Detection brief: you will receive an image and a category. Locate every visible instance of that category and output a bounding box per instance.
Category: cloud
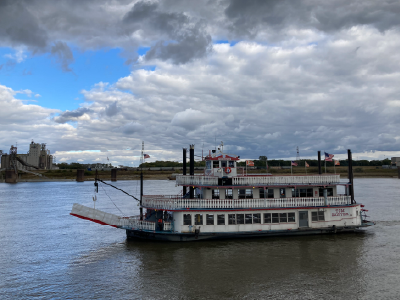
[105,101,119,117]
[50,41,74,72]
[53,107,92,123]
[2,0,400,165]
[120,121,144,135]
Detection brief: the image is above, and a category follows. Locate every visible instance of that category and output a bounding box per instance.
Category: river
[0,178,399,299]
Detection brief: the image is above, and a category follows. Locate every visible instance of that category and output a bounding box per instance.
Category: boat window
[206,214,214,225]
[206,160,211,169]
[279,213,287,223]
[245,214,252,224]
[221,161,227,167]
[228,214,236,225]
[195,214,203,225]
[312,212,318,221]
[267,189,274,198]
[292,188,313,197]
[264,213,271,223]
[246,189,253,199]
[280,188,286,198]
[288,213,296,222]
[225,189,233,199]
[217,214,225,225]
[272,213,279,223]
[238,189,246,199]
[259,188,265,198]
[183,214,192,225]
[237,214,245,224]
[312,211,325,221]
[229,161,234,168]
[253,213,261,224]
[213,161,219,168]
[319,188,333,197]
[212,189,220,199]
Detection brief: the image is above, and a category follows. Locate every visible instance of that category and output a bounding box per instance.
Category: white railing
[127,219,155,231]
[176,175,219,185]
[175,174,340,186]
[142,195,351,210]
[164,222,172,231]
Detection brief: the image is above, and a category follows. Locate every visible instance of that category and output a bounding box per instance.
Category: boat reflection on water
[68,231,370,299]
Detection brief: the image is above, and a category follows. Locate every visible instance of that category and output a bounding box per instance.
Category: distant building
[391,157,400,166]
[1,140,55,170]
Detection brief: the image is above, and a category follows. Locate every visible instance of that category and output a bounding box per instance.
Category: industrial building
[1,140,54,170]
[391,157,400,166]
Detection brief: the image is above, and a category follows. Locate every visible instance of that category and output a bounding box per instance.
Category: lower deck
[126,223,369,242]
[124,204,370,238]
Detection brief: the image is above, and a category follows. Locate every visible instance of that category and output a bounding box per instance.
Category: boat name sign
[331,208,350,217]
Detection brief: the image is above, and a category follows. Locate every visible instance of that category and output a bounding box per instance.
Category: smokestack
[348,149,355,204]
[190,144,195,199]
[318,151,322,175]
[183,148,187,196]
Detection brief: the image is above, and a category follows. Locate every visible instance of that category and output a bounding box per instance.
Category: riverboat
[70,144,374,241]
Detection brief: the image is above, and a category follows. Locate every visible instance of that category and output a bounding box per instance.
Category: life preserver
[225,167,232,174]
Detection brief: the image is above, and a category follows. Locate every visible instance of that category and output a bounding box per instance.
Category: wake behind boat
[70,143,374,241]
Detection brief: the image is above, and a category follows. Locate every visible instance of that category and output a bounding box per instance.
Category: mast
[189,144,194,199]
[348,149,355,204]
[318,151,322,175]
[183,148,187,196]
[140,141,144,220]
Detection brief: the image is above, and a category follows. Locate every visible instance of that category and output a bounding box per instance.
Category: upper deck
[176,174,343,187]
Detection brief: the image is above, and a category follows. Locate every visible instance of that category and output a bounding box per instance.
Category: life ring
[225,167,232,174]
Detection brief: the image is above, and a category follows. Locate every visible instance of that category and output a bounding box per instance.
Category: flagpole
[305,162,307,174]
[334,159,336,174]
[324,152,326,173]
[291,162,292,175]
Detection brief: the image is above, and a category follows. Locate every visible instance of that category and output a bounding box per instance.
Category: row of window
[210,188,333,199]
[206,160,235,169]
[184,212,304,225]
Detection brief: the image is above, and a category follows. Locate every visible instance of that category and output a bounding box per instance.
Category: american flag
[305,161,309,167]
[291,161,298,166]
[144,154,150,159]
[325,152,334,161]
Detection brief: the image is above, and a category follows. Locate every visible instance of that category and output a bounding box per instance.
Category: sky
[1,0,400,167]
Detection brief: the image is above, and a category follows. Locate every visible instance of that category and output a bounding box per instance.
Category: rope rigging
[97,179,140,202]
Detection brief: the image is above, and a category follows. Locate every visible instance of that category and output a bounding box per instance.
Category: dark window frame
[237,214,245,224]
[212,189,220,199]
[253,213,261,224]
[183,214,192,225]
[217,214,225,225]
[194,214,203,225]
[245,214,252,224]
[206,214,214,225]
[264,213,271,223]
[228,214,236,225]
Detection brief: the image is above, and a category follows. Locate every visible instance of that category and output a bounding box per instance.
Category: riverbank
[1,166,398,182]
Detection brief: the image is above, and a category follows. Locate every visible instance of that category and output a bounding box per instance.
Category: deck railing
[142,195,351,210]
[127,220,155,231]
[176,174,341,186]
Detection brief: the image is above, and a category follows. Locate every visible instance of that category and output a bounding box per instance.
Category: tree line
[55,157,392,169]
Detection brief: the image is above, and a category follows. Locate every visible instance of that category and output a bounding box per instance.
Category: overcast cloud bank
[1,0,400,165]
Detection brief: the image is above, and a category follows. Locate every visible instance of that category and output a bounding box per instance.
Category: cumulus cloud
[50,41,74,72]
[105,101,120,117]
[120,121,144,135]
[53,107,92,123]
[2,0,400,165]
